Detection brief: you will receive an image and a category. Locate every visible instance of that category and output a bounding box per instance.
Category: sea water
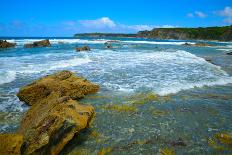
[0,37,232,154]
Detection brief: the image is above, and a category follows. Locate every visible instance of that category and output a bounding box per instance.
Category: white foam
[17,56,92,74]
[92,50,232,95]
[216,49,232,52]
[0,71,16,85]
[122,40,195,45]
[6,38,196,46]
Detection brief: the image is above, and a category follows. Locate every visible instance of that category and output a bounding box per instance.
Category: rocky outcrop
[13,70,99,154]
[17,70,99,106]
[226,52,232,55]
[104,42,113,49]
[0,40,16,48]
[0,134,23,155]
[76,46,90,52]
[24,39,51,48]
[18,97,94,155]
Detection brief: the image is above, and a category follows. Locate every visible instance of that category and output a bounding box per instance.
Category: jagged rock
[76,46,90,52]
[0,40,16,48]
[18,97,95,155]
[17,70,99,106]
[0,134,23,155]
[16,70,99,154]
[226,52,232,55]
[24,39,51,48]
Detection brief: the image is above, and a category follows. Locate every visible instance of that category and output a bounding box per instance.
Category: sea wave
[122,40,194,45]
[6,38,195,46]
[95,50,232,95]
[0,71,16,85]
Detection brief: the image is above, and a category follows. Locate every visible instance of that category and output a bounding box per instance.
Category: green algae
[208,132,232,151]
[160,148,175,155]
[102,104,138,113]
[97,147,112,155]
[126,92,172,105]
[152,109,168,117]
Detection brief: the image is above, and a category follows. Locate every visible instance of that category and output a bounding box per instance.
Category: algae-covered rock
[18,97,95,155]
[17,70,99,106]
[24,39,51,48]
[0,133,23,155]
[0,40,16,48]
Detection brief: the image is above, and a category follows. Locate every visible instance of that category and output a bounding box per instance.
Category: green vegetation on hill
[74,26,232,41]
[137,26,232,41]
[74,33,137,38]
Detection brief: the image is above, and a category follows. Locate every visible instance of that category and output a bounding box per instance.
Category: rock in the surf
[0,40,16,48]
[17,70,99,106]
[0,133,24,155]
[76,46,90,52]
[226,52,232,55]
[24,39,51,48]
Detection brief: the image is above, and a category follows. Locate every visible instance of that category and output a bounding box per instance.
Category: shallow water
[0,37,232,154]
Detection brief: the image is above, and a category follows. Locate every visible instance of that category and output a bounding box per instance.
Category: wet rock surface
[0,134,23,155]
[76,46,90,52]
[19,98,95,155]
[24,39,51,48]
[0,40,16,48]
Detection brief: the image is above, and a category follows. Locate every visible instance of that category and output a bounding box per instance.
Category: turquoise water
[0,38,232,154]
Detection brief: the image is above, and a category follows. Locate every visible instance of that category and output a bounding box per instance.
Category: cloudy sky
[0,0,231,36]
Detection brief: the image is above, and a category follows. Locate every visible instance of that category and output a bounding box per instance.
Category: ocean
[0,37,232,154]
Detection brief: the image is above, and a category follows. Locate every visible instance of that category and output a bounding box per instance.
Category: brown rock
[18,98,95,155]
[16,70,99,154]
[24,39,51,48]
[76,46,90,52]
[0,134,23,155]
[17,70,99,106]
[0,40,16,48]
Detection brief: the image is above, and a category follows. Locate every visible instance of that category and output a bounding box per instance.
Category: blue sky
[0,0,231,36]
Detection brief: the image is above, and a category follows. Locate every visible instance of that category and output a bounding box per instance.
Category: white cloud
[79,17,116,28]
[187,11,207,18]
[187,13,194,18]
[194,11,207,18]
[216,6,232,23]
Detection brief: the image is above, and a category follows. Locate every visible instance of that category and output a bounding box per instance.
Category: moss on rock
[0,134,23,155]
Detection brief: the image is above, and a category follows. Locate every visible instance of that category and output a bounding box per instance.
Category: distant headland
[74,25,232,41]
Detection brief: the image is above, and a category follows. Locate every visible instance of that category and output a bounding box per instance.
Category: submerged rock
[17,70,99,106]
[24,39,51,48]
[76,46,90,52]
[18,98,95,155]
[0,40,16,48]
[0,134,23,155]
[226,52,232,55]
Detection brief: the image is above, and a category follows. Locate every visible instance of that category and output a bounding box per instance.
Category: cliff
[137,26,232,41]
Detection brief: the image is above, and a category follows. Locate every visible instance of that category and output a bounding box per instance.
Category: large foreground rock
[24,39,51,48]
[18,97,95,155]
[17,70,99,106]
[16,70,99,154]
[0,40,16,48]
[0,134,23,155]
